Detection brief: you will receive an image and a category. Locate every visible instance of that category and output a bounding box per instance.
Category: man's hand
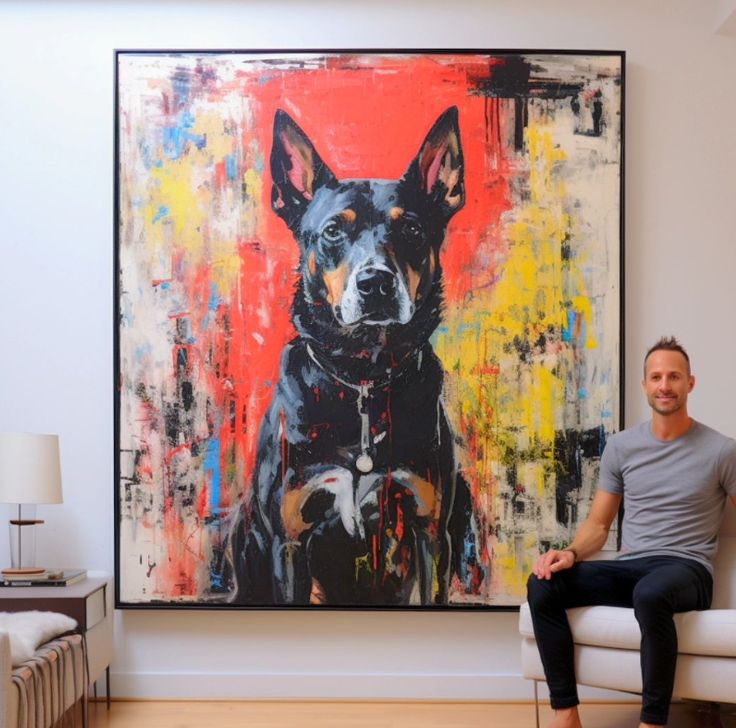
[532,549,576,580]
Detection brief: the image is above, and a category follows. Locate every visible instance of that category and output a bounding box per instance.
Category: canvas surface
[115,51,623,607]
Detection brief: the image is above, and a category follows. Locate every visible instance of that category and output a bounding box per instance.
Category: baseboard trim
[109,672,632,702]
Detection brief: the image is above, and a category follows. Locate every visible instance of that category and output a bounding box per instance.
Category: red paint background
[225,54,512,494]
[160,54,514,594]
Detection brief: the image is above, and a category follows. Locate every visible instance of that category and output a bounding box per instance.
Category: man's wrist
[563,546,579,562]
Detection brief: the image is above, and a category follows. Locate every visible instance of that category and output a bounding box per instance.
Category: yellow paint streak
[492,531,540,599]
[147,159,209,253]
[139,115,251,298]
[573,295,597,349]
[340,209,357,224]
[355,553,371,582]
[194,113,233,159]
[210,240,242,293]
[434,120,601,600]
[243,168,262,202]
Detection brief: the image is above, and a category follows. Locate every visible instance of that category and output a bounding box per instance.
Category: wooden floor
[88,700,736,728]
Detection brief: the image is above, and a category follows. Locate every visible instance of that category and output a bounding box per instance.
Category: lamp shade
[0,433,63,504]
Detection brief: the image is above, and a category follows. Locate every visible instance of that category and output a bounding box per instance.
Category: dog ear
[403,106,465,220]
[270,110,337,230]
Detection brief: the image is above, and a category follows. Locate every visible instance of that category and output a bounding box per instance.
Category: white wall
[1,0,735,700]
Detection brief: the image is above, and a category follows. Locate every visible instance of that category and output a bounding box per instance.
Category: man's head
[643,336,690,377]
[642,336,694,417]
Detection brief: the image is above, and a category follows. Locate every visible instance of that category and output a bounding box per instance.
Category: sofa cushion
[519,602,736,657]
[712,536,736,608]
[521,637,736,703]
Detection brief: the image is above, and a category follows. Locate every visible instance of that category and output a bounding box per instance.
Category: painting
[115,50,624,608]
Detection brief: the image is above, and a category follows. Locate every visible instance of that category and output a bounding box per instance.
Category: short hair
[643,336,690,376]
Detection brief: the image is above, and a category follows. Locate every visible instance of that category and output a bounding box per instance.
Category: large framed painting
[115,50,624,609]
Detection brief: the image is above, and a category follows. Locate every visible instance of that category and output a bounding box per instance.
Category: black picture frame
[114,49,625,610]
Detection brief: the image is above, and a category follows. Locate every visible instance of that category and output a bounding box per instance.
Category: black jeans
[526,556,712,726]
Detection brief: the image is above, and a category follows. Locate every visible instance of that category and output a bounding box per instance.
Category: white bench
[0,627,86,728]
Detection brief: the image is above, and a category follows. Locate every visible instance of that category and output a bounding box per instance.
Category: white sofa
[520,502,736,710]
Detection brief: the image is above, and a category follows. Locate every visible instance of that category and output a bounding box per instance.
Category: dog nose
[356,268,396,298]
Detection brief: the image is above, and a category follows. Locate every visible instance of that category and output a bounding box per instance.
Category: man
[527,337,736,728]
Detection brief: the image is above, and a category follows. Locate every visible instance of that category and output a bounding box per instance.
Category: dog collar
[305,344,378,473]
[355,383,373,473]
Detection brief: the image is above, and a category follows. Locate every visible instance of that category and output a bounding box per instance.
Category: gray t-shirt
[598,420,736,573]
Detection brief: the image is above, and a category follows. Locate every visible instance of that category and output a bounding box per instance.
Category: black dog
[230,107,479,606]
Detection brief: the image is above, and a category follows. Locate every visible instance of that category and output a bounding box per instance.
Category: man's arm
[532,489,622,580]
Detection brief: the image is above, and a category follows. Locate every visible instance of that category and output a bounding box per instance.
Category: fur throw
[0,610,77,666]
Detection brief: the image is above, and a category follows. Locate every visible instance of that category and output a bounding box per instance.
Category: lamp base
[2,566,46,575]
[8,507,46,574]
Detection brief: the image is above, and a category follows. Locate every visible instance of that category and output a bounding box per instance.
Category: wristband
[563,547,578,563]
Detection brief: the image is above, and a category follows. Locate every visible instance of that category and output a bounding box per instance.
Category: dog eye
[321,219,344,243]
[402,220,424,240]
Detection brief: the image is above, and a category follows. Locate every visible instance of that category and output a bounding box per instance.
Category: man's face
[642,349,695,416]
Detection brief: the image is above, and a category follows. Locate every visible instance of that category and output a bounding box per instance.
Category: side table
[0,575,113,707]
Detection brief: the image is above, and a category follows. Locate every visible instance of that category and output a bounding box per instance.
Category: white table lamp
[0,433,63,575]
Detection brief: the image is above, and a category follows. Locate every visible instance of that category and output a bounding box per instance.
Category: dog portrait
[228,107,478,605]
[115,51,623,608]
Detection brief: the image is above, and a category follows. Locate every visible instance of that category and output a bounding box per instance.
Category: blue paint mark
[562,310,575,342]
[253,153,265,174]
[598,425,608,455]
[134,344,153,361]
[163,112,207,160]
[601,409,612,419]
[172,71,191,110]
[457,322,481,336]
[225,153,237,181]
[209,568,224,590]
[152,206,169,224]
[204,438,221,515]
[208,282,220,312]
[160,282,170,290]
[578,388,588,399]
[140,140,162,170]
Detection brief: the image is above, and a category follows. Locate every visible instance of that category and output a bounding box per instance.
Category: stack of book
[0,569,87,587]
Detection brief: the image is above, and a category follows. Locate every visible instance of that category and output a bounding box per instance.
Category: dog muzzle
[337,265,414,326]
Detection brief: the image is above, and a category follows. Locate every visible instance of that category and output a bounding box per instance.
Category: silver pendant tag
[356,453,374,473]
